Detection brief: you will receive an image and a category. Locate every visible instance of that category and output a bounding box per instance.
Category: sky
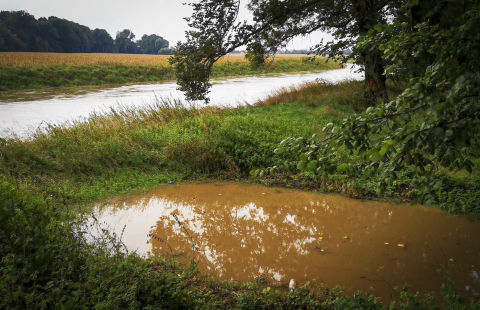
[2,0,331,50]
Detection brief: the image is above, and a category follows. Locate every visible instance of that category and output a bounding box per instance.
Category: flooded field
[94,182,480,302]
[0,65,362,138]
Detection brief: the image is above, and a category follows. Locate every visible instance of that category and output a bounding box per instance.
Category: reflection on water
[0,65,362,138]
[95,182,480,302]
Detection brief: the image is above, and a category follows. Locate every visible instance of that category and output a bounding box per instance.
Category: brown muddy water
[94,182,480,302]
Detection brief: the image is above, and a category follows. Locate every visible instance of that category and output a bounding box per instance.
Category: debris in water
[384,242,389,245]
[169,181,175,185]
[314,245,326,252]
[398,243,406,248]
[289,279,296,291]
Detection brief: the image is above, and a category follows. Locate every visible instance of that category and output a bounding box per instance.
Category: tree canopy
[172,0,480,205]
[115,29,137,54]
[171,0,408,102]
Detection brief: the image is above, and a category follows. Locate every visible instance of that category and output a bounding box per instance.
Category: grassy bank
[0,53,340,91]
[1,79,478,212]
[1,80,479,308]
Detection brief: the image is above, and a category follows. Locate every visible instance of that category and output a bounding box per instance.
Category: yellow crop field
[0,52,172,67]
[0,52,312,67]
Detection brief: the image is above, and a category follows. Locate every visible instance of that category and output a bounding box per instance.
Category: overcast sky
[2,0,331,49]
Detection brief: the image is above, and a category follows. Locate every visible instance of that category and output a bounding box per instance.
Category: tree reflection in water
[95,182,480,302]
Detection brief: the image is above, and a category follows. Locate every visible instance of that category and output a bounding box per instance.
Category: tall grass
[0,81,360,204]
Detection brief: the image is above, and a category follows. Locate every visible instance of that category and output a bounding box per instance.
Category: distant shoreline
[0,53,340,91]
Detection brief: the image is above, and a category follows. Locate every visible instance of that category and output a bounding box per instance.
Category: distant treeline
[0,10,176,54]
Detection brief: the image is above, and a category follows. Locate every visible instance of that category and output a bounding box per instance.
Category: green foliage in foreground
[1,175,479,309]
[0,57,339,91]
[1,81,480,308]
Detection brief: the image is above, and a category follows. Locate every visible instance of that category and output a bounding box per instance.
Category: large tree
[92,28,115,53]
[115,29,137,54]
[171,0,405,103]
[173,0,479,205]
[255,0,480,206]
[138,34,169,54]
[47,17,83,53]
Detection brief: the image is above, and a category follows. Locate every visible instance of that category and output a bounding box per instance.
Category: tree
[36,19,59,52]
[155,37,169,52]
[255,0,480,206]
[92,28,115,53]
[137,34,169,54]
[0,23,25,51]
[48,17,82,53]
[73,24,93,53]
[115,29,137,54]
[0,10,39,51]
[171,0,405,103]
[173,0,479,205]
[158,47,176,55]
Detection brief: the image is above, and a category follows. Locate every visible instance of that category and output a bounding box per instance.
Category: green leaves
[297,160,308,171]
[307,160,318,171]
[374,24,383,32]
[336,163,348,172]
[431,127,444,137]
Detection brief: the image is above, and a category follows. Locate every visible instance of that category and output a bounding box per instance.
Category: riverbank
[1,80,479,308]
[0,53,340,91]
[1,79,478,212]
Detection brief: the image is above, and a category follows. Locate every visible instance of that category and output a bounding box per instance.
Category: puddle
[94,182,480,302]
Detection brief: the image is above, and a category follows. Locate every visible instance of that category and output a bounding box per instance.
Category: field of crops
[0,52,312,67]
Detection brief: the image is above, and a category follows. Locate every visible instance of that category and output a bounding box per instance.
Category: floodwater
[0,65,362,138]
[95,182,480,302]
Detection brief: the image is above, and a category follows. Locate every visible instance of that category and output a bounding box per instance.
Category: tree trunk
[351,0,389,105]
[363,50,388,104]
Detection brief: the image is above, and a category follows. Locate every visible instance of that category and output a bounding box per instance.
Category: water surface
[0,65,362,137]
[95,182,480,302]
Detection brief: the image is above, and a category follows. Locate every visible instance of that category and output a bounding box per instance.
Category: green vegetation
[175,0,480,208]
[0,57,339,91]
[3,0,480,308]
[2,80,480,308]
